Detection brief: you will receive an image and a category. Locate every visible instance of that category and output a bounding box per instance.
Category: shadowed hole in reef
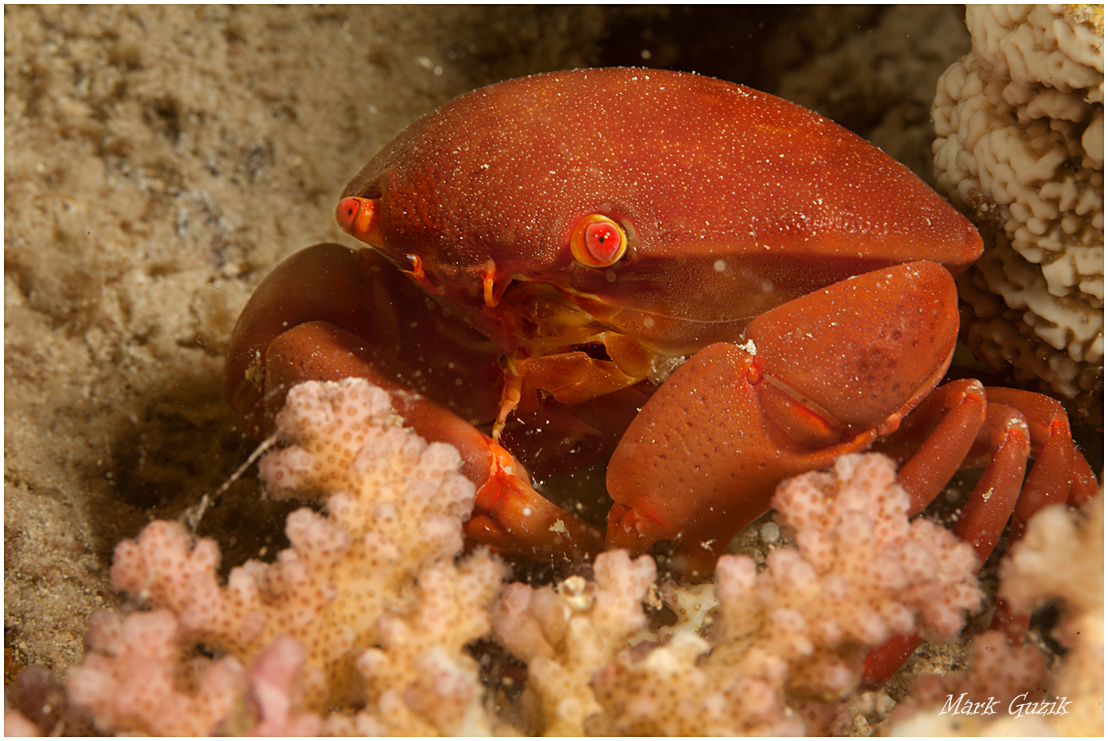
[596,6,789,90]
[103,373,297,575]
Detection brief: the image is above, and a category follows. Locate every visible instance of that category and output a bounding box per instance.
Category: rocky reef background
[5,4,1093,724]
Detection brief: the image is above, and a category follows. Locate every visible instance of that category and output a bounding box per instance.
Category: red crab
[224,68,1095,612]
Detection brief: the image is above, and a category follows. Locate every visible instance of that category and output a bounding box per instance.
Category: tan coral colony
[932,4,1104,418]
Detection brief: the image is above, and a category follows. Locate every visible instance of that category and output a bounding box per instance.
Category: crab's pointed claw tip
[468,460,605,562]
[336,196,383,246]
[605,502,664,554]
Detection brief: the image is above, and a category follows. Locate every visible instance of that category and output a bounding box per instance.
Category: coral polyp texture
[998,494,1104,735]
[932,4,1104,419]
[492,550,658,736]
[489,454,982,736]
[67,378,507,735]
[888,494,1104,736]
[585,454,983,736]
[16,380,1096,736]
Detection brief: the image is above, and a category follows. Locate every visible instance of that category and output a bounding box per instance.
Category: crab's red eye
[336,196,383,246]
[570,214,629,268]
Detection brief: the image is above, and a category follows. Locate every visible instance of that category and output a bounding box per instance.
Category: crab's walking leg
[863,385,1098,685]
[978,388,1098,640]
[876,380,988,515]
[984,388,1099,523]
[862,393,1029,686]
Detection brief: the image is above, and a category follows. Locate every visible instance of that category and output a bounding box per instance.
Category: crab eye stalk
[570,214,629,268]
[336,196,384,246]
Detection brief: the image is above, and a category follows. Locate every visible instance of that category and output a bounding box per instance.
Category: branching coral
[492,550,657,735]
[19,390,994,736]
[887,494,1103,736]
[932,4,1104,418]
[494,453,983,736]
[889,629,1051,736]
[998,494,1104,735]
[64,378,506,735]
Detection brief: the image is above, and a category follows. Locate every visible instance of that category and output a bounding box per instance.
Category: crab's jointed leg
[862,385,1098,684]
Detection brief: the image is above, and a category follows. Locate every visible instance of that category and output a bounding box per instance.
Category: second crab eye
[570,214,629,268]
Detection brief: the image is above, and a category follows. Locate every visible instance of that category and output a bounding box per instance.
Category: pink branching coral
[24,385,994,736]
[492,550,657,735]
[888,494,1103,736]
[65,378,506,735]
[592,453,981,735]
[66,609,248,736]
[890,629,1050,735]
[996,494,1103,736]
[493,453,983,735]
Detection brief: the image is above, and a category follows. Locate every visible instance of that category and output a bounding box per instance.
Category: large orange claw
[605,262,960,573]
[224,244,385,438]
[382,376,604,563]
[746,261,960,440]
[224,244,504,439]
[465,442,604,562]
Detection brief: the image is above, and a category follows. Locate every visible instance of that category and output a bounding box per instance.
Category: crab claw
[377,378,603,562]
[605,262,960,574]
[225,243,602,563]
[261,318,603,563]
[465,442,605,562]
